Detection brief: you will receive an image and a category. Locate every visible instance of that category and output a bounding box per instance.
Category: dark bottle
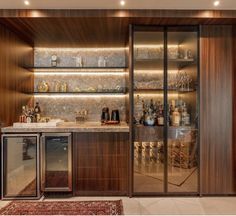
[157,104,164,126]
[34,102,41,122]
[34,102,41,114]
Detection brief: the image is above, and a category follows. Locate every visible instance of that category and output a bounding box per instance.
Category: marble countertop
[1,121,129,133]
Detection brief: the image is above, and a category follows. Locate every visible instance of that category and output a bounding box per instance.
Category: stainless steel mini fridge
[1,134,40,199]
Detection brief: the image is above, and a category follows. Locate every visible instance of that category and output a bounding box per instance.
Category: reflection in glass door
[133,27,165,193]
[132,26,199,195]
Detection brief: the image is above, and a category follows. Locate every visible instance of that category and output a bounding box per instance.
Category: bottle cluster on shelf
[134,96,191,127]
[19,102,42,123]
[36,80,126,94]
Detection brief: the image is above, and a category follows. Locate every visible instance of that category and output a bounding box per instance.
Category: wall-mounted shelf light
[33,92,127,98]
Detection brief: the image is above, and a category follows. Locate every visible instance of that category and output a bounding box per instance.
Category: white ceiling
[0,0,235,10]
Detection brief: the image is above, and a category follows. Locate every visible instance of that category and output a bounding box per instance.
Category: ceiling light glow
[24,0,30,5]
[213,1,220,6]
[120,0,125,6]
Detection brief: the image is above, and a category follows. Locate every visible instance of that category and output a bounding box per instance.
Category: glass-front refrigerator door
[41,133,72,192]
[167,27,199,193]
[1,134,40,199]
[132,26,165,193]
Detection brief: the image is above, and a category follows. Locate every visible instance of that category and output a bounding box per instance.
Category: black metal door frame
[129,24,200,197]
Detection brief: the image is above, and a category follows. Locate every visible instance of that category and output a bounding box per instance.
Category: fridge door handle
[40,136,46,192]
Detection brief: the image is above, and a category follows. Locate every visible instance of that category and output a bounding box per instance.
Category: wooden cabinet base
[73,132,129,196]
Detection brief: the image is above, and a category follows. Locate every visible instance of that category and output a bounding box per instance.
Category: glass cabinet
[41,133,72,192]
[1,134,40,199]
[131,26,199,195]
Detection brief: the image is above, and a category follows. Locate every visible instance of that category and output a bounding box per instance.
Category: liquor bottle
[157,104,164,126]
[34,102,41,123]
[134,95,143,124]
[19,106,27,123]
[172,108,181,126]
[26,109,32,123]
[139,99,146,125]
[169,100,175,126]
[150,99,154,111]
[181,103,190,126]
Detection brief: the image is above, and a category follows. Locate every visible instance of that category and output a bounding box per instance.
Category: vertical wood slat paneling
[0,23,34,126]
[200,25,234,194]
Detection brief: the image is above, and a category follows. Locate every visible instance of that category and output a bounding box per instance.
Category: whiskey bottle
[172,108,181,127]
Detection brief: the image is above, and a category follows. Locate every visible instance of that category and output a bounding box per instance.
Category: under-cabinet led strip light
[35,47,128,51]
[134,44,179,48]
[134,70,178,74]
[134,93,179,97]
[34,72,127,76]
[34,94,127,98]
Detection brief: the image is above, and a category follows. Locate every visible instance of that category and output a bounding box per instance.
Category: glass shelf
[30,92,127,98]
[135,58,194,62]
[31,91,127,94]
[134,88,196,93]
[26,67,128,73]
[134,58,196,70]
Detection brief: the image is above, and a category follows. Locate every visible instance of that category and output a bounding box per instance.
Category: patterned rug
[0,200,124,215]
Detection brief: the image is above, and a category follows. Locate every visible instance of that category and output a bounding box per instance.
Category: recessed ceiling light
[120,0,125,6]
[24,0,30,6]
[213,1,220,6]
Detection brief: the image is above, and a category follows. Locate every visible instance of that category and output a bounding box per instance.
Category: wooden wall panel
[200,25,234,195]
[0,23,33,127]
[73,132,129,196]
[233,25,236,193]
[0,17,236,48]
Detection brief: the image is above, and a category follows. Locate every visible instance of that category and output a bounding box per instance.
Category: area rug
[0,200,124,215]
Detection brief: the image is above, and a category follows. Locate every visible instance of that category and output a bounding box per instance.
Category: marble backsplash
[36,96,127,122]
[34,48,128,122]
[34,48,127,67]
